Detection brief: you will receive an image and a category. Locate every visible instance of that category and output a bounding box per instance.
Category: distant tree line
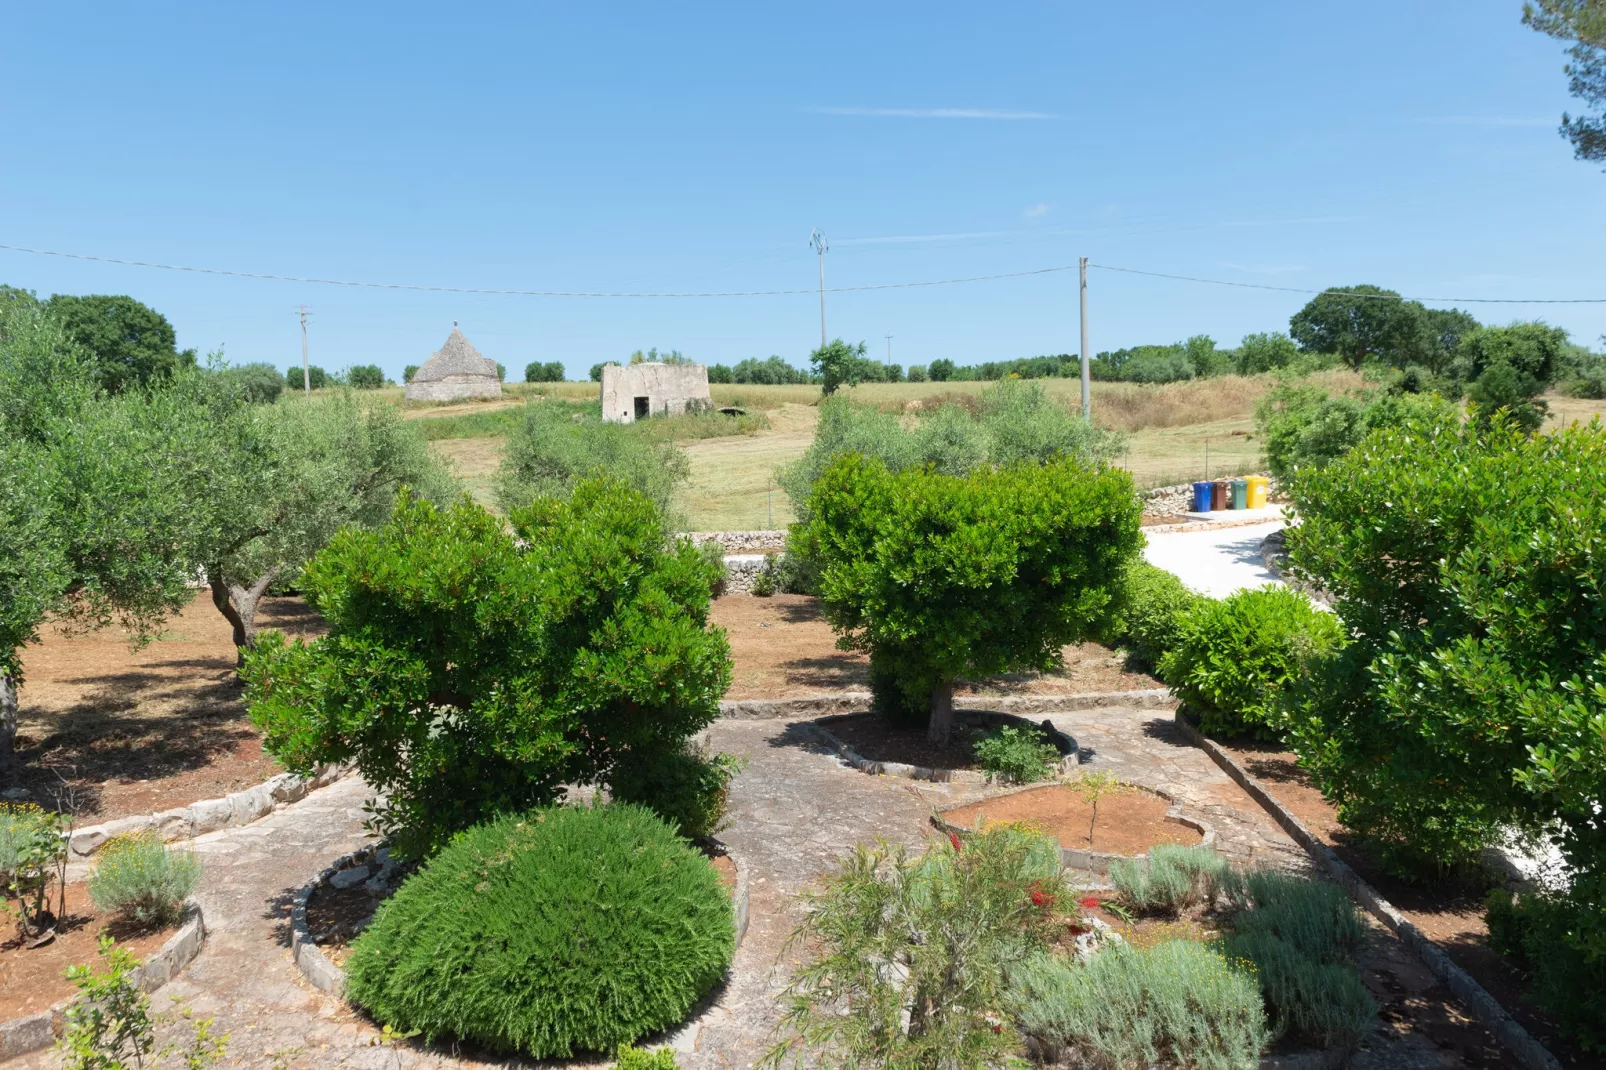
[285,363,389,391]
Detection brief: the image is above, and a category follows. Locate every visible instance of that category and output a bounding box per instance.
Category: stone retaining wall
[931,787,1217,874]
[1142,483,1194,516]
[721,555,769,596]
[803,712,1080,785]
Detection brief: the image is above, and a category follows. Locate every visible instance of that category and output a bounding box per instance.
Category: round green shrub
[1097,560,1208,671]
[345,804,734,1057]
[1159,586,1342,739]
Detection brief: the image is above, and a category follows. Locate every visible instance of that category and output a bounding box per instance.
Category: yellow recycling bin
[1246,475,1269,509]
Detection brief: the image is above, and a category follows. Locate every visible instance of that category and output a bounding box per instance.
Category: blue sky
[3,2,1602,382]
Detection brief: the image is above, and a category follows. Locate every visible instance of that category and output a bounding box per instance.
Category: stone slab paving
[6,708,1507,1069]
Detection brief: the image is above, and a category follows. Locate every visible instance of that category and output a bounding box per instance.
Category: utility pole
[298,305,311,392]
[885,334,893,364]
[810,228,829,348]
[1078,257,1091,421]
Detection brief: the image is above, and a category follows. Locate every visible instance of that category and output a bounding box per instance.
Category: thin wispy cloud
[1415,116,1553,126]
[803,106,1056,120]
[1220,215,1366,229]
[1023,203,1050,218]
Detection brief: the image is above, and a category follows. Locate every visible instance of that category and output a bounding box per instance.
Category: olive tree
[495,402,689,524]
[795,454,1141,744]
[0,311,202,762]
[194,392,457,659]
[0,443,68,764]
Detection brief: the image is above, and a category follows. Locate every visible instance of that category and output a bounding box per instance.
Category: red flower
[1079,896,1101,910]
[992,1024,1003,1034]
[948,832,962,851]
[1030,889,1053,908]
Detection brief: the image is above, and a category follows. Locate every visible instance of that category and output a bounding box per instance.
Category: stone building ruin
[404,324,503,403]
[600,362,713,423]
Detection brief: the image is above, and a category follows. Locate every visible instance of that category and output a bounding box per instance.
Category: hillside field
[390,373,1605,532]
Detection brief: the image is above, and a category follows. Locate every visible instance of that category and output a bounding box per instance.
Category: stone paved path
[5,707,1508,1069]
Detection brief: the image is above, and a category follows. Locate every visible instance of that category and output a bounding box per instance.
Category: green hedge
[1159,586,1341,739]
[609,742,743,841]
[1284,418,1606,887]
[1096,560,1208,671]
[346,805,734,1058]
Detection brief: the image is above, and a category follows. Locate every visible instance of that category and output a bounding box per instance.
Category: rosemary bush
[346,804,733,1058]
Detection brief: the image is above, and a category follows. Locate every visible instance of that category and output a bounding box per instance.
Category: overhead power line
[0,241,1073,297]
[0,240,1602,304]
[1086,263,1606,305]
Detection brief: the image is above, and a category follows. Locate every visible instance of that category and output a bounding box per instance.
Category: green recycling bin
[1230,479,1248,510]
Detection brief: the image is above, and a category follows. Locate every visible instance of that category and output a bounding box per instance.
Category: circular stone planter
[806,711,1079,784]
[0,900,206,1060]
[932,783,1215,874]
[291,841,752,1016]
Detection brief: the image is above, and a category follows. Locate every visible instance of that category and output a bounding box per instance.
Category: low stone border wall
[720,688,1173,720]
[0,901,206,1059]
[290,843,752,1003]
[68,763,348,861]
[1173,710,1562,1070]
[803,713,1079,785]
[931,785,1216,873]
[687,530,787,553]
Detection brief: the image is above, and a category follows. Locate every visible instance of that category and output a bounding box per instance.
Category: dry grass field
[404,371,1604,532]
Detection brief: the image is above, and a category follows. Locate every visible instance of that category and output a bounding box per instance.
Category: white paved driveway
[1141,521,1286,598]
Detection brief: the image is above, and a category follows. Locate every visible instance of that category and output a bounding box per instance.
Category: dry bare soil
[712,593,1161,699]
[11,596,323,821]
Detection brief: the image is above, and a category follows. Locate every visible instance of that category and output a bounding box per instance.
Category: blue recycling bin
[1191,481,1213,512]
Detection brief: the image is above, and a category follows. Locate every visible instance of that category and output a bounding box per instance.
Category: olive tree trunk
[928,679,956,747]
[208,566,279,668]
[0,672,17,768]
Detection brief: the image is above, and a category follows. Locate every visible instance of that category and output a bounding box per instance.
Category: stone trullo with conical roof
[404,324,503,402]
